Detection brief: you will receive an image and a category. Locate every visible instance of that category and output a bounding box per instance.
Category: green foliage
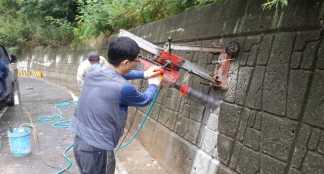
[37,17,75,46]
[74,0,212,39]
[0,0,289,48]
[74,0,288,40]
[263,0,288,9]
[0,0,77,47]
[0,0,23,46]
[0,17,21,46]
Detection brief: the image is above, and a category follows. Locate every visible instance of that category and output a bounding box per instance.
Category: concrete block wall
[21,46,107,95]
[21,0,324,174]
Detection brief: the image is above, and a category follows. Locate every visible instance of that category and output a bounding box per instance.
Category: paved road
[0,77,168,174]
[0,77,78,174]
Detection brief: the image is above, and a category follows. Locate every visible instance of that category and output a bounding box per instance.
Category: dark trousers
[73,136,115,174]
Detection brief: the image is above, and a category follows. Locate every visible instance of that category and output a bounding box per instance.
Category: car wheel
[7,82,18,106]
[7,88,15,106]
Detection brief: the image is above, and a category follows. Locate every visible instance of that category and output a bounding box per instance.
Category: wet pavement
[0,77,168,174]
[0,78,78,174]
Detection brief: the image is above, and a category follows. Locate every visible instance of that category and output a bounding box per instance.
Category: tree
[0,0,289,48]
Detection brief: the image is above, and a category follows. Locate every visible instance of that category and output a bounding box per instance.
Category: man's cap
[88,52,100,62]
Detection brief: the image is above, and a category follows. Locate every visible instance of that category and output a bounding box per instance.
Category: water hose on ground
[35,101,75,174]
[37,100,76,129]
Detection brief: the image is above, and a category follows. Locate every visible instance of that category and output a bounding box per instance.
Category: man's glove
[148,74,163,86]
[144,66,164,79]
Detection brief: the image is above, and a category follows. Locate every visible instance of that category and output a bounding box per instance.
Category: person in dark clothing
[72,36,162,174]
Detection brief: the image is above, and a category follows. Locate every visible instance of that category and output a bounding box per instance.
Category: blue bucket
[7,127,32,157]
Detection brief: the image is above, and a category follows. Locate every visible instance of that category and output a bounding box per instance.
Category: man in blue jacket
[72,36,162,174]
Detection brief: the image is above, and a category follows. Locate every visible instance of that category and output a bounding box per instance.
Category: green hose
[56,144,75,174]
[116,88,160,151]
[37,100,74,129]
[36,100,75,174]
[37,114,72,129]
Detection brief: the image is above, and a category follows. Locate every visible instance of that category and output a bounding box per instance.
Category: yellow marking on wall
[18,70,45,79]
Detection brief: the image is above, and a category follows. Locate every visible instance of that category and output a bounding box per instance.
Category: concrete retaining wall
[21,0,324,174]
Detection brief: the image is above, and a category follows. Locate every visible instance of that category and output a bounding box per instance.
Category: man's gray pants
[73,136,115,174]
